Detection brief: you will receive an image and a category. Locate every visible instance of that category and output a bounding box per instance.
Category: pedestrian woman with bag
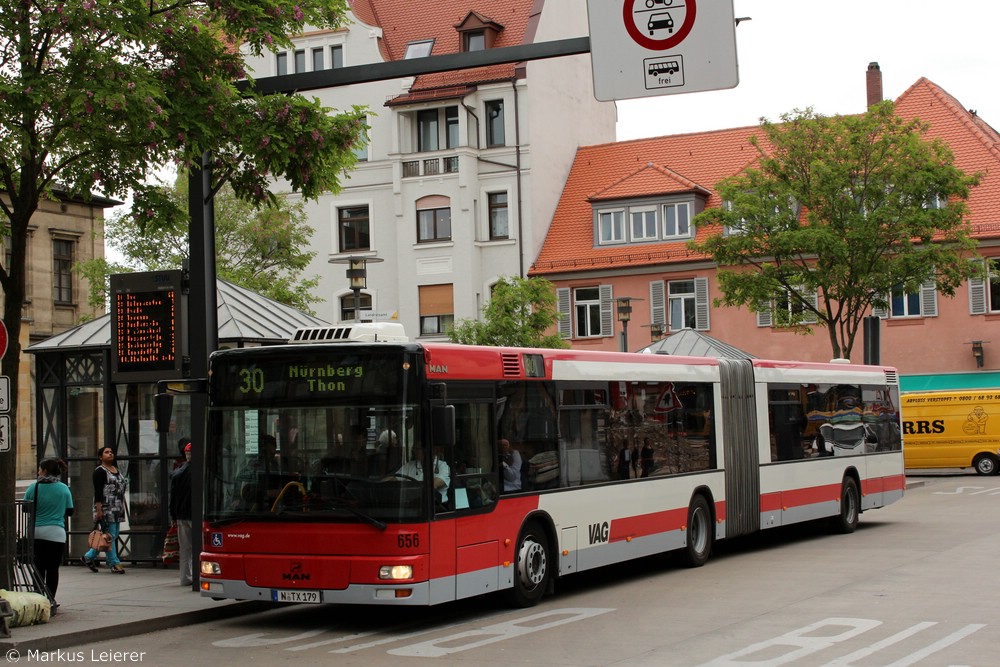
[81,446,128,574]
[24,458,74,610]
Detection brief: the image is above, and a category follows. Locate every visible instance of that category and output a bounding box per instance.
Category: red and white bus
[195,323,904,607]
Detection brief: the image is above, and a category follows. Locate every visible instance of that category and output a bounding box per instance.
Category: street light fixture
[642,322,666,342]
[328,255,383,321]
[615,296,643,352]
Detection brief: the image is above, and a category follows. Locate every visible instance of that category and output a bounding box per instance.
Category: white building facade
[241,0,616,336]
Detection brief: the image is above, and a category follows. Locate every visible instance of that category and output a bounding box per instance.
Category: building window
[446,107,459,149]
[340,292,372,322]
[276,52,288,76]
[465,31,485,52]
[53,239,73,304]
[989,260,1000,313]
[417,206,451,242]
[630,206,657,241]
[418,109,439,152]
[574,287,603,338]
[294,49,306,73]
[924,193,946,209]
[338,206,370,252]
[486,100,505,147]
[353,117,369,162]
[330,45,343,69]
[757,287,818,327]
[598,209,625,245]
[488,192,508,240]
[419,284,454,336]
[668,280,696,331]
[311,47,324,71]
[404,40,434,59]
[663,202,691,238]
[890,285,922,317]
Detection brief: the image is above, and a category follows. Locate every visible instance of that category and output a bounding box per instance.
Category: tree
[77,177,321,314]
[0,0,367,587]
[449,276,570,349]
[690,102,981,360]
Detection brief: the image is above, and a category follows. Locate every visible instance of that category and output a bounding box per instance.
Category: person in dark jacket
[170,440,193,586]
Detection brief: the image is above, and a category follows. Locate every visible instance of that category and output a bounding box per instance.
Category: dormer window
[405,40,434,59]
[465,31,485,52]
[455,12,502,52]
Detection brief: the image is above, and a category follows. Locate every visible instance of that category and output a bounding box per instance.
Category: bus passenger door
[446,396,502,600]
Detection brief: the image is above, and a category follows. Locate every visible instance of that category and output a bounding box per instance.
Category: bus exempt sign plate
[586,0,738,102]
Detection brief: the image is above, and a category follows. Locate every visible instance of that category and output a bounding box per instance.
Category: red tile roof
[532,78,1000,276]
[354,0,536,95]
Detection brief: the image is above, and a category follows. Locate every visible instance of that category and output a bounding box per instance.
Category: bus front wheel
[680,495,713,567]
[509,520,550,607]
[831,476,860,534]
[973,453,999,476]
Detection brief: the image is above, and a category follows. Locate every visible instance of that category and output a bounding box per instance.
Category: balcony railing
[402,155,459,178]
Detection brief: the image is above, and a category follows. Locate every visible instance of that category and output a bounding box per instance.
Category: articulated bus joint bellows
[291,323,409,344]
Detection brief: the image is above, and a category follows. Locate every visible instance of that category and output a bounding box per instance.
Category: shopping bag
[87,523,112,551]
[161,522,179,565]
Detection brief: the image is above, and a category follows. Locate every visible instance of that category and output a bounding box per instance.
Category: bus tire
[972,453,999,476]
[509,520,550,607]
[831,476,860,534]
[680,495,713,568]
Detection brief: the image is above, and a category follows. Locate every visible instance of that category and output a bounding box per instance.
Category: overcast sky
[615,0,1000,140]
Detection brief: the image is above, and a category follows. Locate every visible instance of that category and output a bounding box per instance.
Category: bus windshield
[204,347,429,525]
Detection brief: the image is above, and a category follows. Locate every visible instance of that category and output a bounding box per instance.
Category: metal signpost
[0,320,8,454]
[587,0,738,101]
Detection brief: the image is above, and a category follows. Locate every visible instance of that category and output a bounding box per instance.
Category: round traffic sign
[623,0,697,51]
[0,318,7,360]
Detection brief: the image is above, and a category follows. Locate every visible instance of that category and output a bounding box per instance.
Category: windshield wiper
[330,503,387,530]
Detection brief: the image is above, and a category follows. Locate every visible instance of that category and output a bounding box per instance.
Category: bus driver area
[178,323,905,608]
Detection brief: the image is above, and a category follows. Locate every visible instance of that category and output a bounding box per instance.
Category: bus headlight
[379,565,413,580]
[201,561,222,576]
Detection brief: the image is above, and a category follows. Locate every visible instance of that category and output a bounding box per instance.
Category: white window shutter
[599,284,614,337]
[695,277,710,330]
[649,280,666,326]
[802,288,819,324]
[919,280,938,317]
[756,302,772,328]
[871,299,888,319]
[557,288,572,338]
[969,274,987,315]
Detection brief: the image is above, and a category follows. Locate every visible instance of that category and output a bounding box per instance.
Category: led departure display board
[110,271,186,383]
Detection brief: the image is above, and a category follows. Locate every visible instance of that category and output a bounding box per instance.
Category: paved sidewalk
[1,562,269,653]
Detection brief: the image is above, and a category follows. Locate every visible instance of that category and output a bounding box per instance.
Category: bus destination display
[110,271,186,382]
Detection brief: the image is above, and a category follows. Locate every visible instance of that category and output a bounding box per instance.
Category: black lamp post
[615,296,643,352]
[329,255,383,320]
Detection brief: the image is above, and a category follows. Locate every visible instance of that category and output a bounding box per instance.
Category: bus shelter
[25,279,327,563]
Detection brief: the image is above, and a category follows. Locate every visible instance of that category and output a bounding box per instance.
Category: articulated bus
[195,323,905,607]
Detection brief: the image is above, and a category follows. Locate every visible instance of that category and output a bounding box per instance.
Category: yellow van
[901,390,1000,475]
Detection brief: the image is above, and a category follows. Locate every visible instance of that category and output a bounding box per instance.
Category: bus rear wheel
[680,495,713,567]
[972,453,999,476]
[831,476,860,534]
[509,520,550,607]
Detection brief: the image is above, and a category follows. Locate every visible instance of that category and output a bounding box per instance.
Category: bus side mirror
[431,405,455,447]
[154,393,174,434]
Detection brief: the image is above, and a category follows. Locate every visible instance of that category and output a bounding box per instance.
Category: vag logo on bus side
[588,521,610,544]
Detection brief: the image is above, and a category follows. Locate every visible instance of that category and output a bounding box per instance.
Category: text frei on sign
[587,0,738,102]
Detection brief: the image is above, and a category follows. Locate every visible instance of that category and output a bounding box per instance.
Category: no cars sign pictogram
[623,0,697,51]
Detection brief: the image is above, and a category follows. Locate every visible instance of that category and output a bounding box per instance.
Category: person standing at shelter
[81,446,128,574]
[170,440,194,586]
[24,458,74,610]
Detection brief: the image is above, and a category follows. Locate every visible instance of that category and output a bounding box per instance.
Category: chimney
[866,62,883,107]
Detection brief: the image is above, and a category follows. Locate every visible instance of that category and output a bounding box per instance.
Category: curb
[0,601,272,653]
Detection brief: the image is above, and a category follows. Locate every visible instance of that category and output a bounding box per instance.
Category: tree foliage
[449,276,570,349]
[0,0,367,585]
[77,177,321,313]
[690,102,981,359]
